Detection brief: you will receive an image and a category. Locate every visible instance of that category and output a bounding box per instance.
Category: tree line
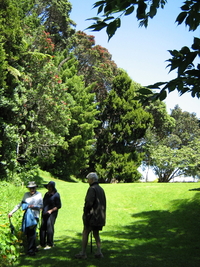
[0,0,199,184]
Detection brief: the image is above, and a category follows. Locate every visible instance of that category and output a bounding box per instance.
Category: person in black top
[38,181,61,250]
[75,172,106,259]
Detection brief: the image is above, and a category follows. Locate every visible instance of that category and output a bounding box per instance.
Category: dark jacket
[42,190,61,217]
[83,182,106,227]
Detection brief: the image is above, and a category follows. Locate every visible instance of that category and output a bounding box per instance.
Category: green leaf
[149,5,157,18]
[185,14,197,31]
[125,6,134,16]
[181,4,190,11]
[167,80,177,92]
[191,37,200,51]
[176,12,187,25]
[93,1,106,9]
[97,4,104,14]
[178,51,197,76]
[158,89,167,101]
[168,49,179,57]
[138,88,152,95]
[104,16,115,22]
[104,3,113,14]
[180,46,190,54]
[147,82,166,89]
[87,21,107,31]
[107,18,121,40]
[137,2,147,20]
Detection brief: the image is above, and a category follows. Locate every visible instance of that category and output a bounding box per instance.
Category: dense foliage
[1,0,147,182]
[0,0,199,184]
[0,0,92,182]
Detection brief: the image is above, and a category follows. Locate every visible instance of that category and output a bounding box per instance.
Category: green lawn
[7,178,200,267]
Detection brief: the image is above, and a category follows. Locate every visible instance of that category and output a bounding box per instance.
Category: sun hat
[26,181,37,188]
[43,181,56,189]
[86,172,98,180]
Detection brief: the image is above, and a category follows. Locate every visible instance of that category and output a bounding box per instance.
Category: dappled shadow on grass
[16,234,84,267]
[103,192,200,267]
[16,193,200,267]
[189,187,200,191]
[16,232,118,267]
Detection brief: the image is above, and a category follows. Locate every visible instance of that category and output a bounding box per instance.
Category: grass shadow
[102,192,200,267]
[189,188,200,191]
[16,234,107,267]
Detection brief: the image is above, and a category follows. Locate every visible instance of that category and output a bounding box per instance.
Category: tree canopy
[143,105,200,182]
[0,0,95,181]
[1,0,199,183]
[73,31,118,102]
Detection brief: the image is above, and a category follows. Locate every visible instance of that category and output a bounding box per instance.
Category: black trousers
[26,224,37,254]
[40,213,57,247]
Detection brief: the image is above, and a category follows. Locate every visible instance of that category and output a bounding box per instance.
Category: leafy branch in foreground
[88,0,167,40]
[88,0,200,100]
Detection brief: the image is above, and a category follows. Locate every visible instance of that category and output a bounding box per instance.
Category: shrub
[0,182,25,266]
[0,216,22,266]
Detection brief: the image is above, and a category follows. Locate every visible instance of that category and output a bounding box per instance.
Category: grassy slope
[14,178,200,267]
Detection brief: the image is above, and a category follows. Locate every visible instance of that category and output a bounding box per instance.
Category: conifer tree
[93,70,153,182]
[42,55,100,180]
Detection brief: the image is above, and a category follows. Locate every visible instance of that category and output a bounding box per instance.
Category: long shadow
[16,193,200,267]
[103,192,200,267]
[189,188,200,191]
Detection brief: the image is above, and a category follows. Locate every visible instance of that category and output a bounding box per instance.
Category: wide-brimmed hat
[26,181,37,188]
[43,181,56,189]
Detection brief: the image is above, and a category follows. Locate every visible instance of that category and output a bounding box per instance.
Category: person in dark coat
[75,172,106,259]
[38,181,61,250]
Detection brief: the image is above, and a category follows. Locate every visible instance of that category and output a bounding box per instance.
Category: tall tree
[170,105,200,146]
[0,0,27,180]
[19,0,76,51]
[92,70,153,182]
[89,0,200,99]
[0,0,75,181]
[73,31,119,102]
[150,139,200,182]
[147,106,200,182]
[41,54,100,180]
[142,101,175,181]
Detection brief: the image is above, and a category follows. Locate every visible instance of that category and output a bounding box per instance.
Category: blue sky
[69,0,200,118]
